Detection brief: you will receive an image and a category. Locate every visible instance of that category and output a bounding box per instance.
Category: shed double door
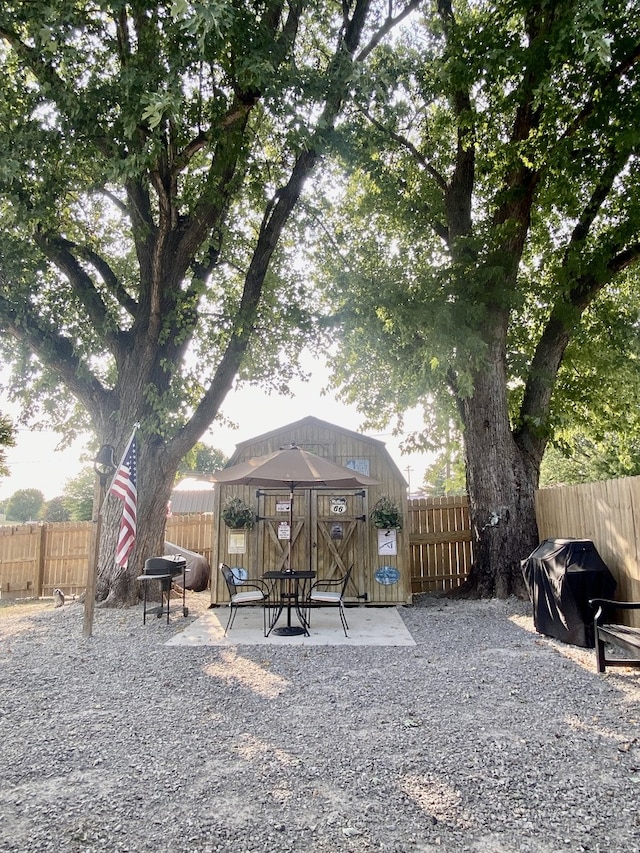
[257,489,369,600]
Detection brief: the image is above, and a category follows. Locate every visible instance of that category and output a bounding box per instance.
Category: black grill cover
[521,538,616,648]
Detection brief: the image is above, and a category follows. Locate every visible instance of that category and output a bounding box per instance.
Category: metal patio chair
[305,564,354,638]
[219,563,270,636]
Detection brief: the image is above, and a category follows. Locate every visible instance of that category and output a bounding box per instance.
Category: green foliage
[40,496,70,522]
[61,468,95,521]
[313,0,640,487]
[177,443,227,479]
[421,450,467,497]
[5,488,44,522]
[221,496,255,529]
[0,0,386,450]
[0,412,15,479]
[540,431,640,487]
[369,495,403,529]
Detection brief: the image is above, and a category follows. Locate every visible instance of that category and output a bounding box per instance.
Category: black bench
[588,598,640,673]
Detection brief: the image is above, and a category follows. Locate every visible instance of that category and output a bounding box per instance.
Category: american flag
[109,433,138,568]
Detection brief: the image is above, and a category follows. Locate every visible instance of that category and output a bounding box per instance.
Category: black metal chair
[305,564,353,637]
[219,563,269,636]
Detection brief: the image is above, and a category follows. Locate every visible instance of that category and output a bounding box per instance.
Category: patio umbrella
[210,445,379,569]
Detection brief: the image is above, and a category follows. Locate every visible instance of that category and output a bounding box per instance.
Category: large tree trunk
[455,335,540,599]
[95,439,176,607]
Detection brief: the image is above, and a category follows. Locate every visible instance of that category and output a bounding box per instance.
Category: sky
[0,361,431,501]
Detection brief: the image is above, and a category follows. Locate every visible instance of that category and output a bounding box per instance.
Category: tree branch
[356,0,423,62]
[0,287,115,424]
[0,26,117,161]
[33,232,128,352]
[559,41,640,146]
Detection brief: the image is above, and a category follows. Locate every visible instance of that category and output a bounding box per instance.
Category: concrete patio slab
[166,605,416,647]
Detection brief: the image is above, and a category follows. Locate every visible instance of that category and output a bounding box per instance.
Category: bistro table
[262,570,316,637]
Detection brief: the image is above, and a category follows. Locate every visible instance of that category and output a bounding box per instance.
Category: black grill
[144,555,187,577]
[138,555,189,624]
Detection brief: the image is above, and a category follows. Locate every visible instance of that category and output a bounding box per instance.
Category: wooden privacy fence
[535,476,640,608]
[0,499,471,600]
[0,514,216,601]
[8,478,639,602]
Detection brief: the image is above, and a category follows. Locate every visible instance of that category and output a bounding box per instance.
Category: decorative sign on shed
[347,459,370,476]
[377,528,398,556]
[330,497,347,515]
[228,531,246,554]
[330,522,344,540]
[277,521,291,540]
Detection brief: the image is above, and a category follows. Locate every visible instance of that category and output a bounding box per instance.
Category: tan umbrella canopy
[211,445,380,490]
[210,445,379,568]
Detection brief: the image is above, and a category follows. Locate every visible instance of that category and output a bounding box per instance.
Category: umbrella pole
[288,489,294,571]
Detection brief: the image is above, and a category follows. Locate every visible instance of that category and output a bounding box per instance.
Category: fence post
[35,524,46,598]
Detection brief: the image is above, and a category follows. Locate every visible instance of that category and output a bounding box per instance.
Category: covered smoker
[521,538,616,648]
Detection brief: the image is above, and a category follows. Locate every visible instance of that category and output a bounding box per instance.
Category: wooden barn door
[257,489,369,600]
[257,490,310,572]
[311,490,369,602]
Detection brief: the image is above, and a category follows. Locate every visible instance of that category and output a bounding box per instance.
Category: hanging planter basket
[369,495,403,530]
[221,497,255,529]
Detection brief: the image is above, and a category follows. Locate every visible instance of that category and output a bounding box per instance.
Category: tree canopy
[312,0,640,594]
[0,412,15,479]
[0,0,418,603]
[5,488,44,522]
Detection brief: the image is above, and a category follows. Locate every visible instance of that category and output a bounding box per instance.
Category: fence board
[535,476,640,627]
[0,525,43,600]
[166,514,215,567]
[43,523,92,598]
[408,496,473,593]
[0,514,215,600]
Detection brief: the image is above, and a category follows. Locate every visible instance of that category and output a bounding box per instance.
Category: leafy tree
[40,496,71,522]
[176,442,227,479]
[5,488,44,522]
[540,432,640,487]
[61,468,95,522]
[316,0,640,595]
[0,412,15,479]
[0,0,417,604]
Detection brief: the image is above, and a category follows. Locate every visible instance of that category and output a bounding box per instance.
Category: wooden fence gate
[408,496,473,594]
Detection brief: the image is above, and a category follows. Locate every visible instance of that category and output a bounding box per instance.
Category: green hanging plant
[369,495,403,530]
[221,496,255,529]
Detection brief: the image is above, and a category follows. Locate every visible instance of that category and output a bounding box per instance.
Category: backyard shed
[211,416,410,606]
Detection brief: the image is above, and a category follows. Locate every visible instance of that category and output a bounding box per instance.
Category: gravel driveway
[1,593,639,853]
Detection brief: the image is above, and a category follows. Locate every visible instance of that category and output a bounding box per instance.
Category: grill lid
[144,555,187,576]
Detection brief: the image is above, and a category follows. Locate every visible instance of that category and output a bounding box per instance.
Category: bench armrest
[588,598,640,610]
[589,598,640,626]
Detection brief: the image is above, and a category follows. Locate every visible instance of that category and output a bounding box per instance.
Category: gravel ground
[1,592,639,853]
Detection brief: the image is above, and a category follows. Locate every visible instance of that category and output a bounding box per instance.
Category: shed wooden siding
[213,416,410,605]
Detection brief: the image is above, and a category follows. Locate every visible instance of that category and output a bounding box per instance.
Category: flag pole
[83,445,117,638]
